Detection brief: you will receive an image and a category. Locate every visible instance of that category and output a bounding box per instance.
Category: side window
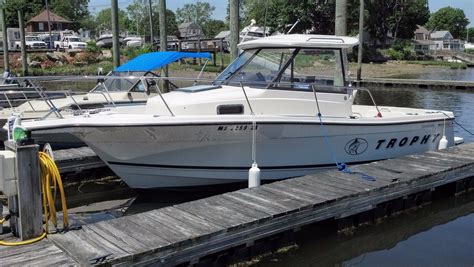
[38,23,44,31]
[293,49,345,87]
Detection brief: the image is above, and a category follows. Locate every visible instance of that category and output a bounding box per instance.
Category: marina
[0,142,473,265]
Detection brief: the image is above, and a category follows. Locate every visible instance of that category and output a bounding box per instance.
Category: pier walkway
[1,143,473,266]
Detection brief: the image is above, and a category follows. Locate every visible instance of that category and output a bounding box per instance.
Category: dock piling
[4,141,42,240]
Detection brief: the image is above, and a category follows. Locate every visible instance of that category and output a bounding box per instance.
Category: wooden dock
[359,78,474,90]
[53,147,105,174]
[1,143,473,266]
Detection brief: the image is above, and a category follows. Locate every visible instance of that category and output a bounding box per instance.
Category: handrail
[140,77,174,116]
[356,87,382,117]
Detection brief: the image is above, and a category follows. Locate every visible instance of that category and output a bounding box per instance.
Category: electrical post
[229,0,239,60]
[111,0,121,68]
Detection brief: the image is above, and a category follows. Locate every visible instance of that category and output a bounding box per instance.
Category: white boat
[1,51,212,147]
[22,34,456,188]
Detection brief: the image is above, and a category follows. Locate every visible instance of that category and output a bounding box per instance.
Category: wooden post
[198,37,202,66]
[220,38,225,71]
[356,0,364,81]
[4,141,42,240]
[18,10,28,76]
[111,0,121,68]
[0,6,9,72]
[148,0,154,45]
[159,0,169,92]
[335,0,347,36]
[229,0,240,60]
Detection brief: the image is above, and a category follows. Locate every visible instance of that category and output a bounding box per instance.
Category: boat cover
[115,51,212,72]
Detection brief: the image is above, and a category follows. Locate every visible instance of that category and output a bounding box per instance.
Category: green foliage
[95,8,131,32]
[3,0,43,27]
[366,0,429,47]
[176,1,215,25]
[467,27,474,42]
[425,7,470,39]
[122,44,153,60]
[407,60,467,69]
[49,0,90,31]
[85,41,101,53]
[465,49,474,55]
[202,19,226,38]
[126,1,178,38]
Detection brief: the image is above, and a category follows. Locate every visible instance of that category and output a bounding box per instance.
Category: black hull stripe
[108,160,376,170]
[32,118,454,131]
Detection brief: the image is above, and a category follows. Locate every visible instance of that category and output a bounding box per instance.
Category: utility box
[0,150,17,197]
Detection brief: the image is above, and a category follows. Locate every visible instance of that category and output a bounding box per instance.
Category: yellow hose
[0,151,68,246]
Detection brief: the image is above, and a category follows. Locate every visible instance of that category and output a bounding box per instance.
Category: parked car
[14,36,47,50]
[54,36,87,50]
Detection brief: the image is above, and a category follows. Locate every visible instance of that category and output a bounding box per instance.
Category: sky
[88,0,473,26]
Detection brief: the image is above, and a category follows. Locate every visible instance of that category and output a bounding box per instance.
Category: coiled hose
[0,151,68,246]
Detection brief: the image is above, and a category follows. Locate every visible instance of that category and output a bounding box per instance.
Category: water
[64,70,474,265]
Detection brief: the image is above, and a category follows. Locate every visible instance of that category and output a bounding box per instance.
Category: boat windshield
[91,71,147,93]
[215,48,345,91]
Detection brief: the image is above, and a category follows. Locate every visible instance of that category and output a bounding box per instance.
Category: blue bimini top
[115,51,212,72]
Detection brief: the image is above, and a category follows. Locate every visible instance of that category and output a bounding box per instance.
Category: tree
[202,19,226,38]
[95,8,131,33]
[3,0,43,27]
[468,27,474,42]
[426,7,470,39]
[176,1,215,26]
[50,0,90,30]
[365,0,429,47]
[126,0,178,38]
[389,0,429,40]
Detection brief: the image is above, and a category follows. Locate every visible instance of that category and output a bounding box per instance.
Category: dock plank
[175,196,264,231]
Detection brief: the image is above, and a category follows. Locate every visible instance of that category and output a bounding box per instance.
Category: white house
[430,31,463,51]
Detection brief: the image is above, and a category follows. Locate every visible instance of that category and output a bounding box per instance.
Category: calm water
[66,69,474,266]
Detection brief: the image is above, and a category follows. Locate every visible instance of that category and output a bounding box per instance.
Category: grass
[406,60,467,69]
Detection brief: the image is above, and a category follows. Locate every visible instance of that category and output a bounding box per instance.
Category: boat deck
[1,143,473,266]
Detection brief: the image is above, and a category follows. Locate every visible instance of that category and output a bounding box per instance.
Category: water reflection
[255,193,474,267]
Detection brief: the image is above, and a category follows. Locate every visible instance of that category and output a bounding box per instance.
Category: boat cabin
[214,34,357,91]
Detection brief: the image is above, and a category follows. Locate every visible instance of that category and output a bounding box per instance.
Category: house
[414,25,431,41]
[26,9,72,33]
[178,22,204,40]
[430,31,463,51]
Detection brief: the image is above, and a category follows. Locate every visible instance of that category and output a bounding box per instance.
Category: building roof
[27,9,71,24]
[178,22,199,29]
[430,31,452,39]
[238,34,359,50]
[215,30,230,39]
[414,25,430,35]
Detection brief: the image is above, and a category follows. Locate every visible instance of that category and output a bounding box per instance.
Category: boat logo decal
[345,138,368,155]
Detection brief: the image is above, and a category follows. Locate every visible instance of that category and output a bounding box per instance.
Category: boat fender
[248,163,260,188]
[438,135,448,150]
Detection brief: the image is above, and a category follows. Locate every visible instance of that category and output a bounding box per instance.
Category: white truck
[14,36,47,50]
[54,36,87,50]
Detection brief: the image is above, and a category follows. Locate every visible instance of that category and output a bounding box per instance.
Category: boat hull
[50,119,454,188]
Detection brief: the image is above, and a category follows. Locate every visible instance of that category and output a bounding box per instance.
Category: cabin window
[38,23,44,31]
[217,104,244,115]
[215,47,346,92]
